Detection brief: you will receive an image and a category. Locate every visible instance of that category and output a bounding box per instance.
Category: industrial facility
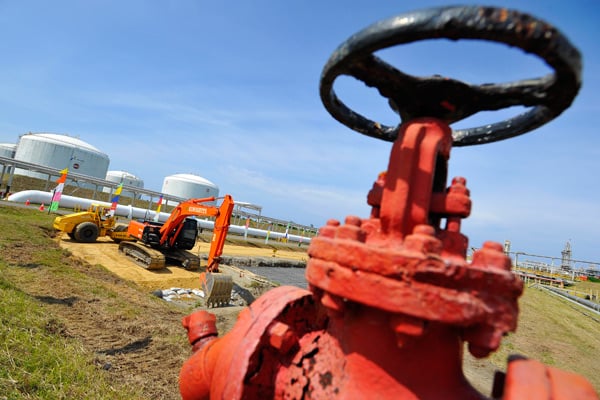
[162,173,219,203]
[3,133,222,202]
[13,133,110,186]
[103,170,145,199]
[0,131,318,240]
[0,143,16,158]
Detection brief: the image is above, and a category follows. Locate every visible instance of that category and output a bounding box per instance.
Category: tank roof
[166,173,218,188]
[20,132,104,155]
[107,170,141,179]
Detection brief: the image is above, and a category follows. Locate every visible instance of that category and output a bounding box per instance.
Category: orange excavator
[118,194,235,307]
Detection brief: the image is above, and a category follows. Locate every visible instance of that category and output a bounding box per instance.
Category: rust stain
[499,8,508,22]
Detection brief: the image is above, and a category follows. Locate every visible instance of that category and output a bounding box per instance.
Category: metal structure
[561,241,573,271]
[0,144,16,193]
[0,143,16,158]
[0,156,180,205]
[103,170,145,199]
[178,6,597,399]
[511,249,600,279]
[162,173,219,203]
[13,133,109,184]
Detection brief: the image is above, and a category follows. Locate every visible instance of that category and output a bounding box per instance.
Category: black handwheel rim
[319,6,582,146]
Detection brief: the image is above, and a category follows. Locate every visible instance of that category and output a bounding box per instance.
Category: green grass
[0,206,142,399]
[1,204,598,396]
[488,285,600,391]
[0,278,139,399]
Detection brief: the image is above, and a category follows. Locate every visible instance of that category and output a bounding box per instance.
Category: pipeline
[6,190,312,244]
[544,286,600,314]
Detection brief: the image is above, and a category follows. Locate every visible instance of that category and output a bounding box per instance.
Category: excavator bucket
[200,272,233,308]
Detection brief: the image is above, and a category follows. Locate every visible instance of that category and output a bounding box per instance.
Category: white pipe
[7,190,170,220]
[7,190,312,244]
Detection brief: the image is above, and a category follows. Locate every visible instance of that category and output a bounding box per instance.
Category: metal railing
[0,155,318,236]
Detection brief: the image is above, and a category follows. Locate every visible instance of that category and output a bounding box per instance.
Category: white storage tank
[0,143,16,158]
[103,170,144,199]
[162,173,219,204]
[13,133,109,185]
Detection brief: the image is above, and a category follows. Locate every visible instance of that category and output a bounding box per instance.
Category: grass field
[0,206,143,399]
[1,204,598,398]
[488,285,600,390]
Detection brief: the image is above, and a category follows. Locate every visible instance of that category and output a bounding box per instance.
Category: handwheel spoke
[345,55,419,105]
[472,75,556,111]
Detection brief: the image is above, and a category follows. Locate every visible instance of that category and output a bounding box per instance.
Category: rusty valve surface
[179,5,596,400]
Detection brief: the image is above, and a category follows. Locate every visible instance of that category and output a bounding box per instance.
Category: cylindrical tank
[103,170,144,199]
[13,133,109,185]
[0,143,16,158]
[162,173,219,204]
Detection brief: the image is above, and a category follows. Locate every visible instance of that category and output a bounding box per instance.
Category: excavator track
[162,249,200,271]
[118,242,200,271]
[118,241,166,270]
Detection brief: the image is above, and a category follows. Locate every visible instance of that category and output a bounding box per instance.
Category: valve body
[179,119,598,399]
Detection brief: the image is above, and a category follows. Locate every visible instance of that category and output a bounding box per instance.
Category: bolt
[413,224,435,236]
[319,219,340,238]
[471,241,511,271]
[367,176,384,209]
[482,241,503,252]
[404,224,442,255]
[336,216,366,242]
[389,314,426,348]
[464,324,505,359]
[268,321,298,355]
[468,343,493,358]
[451,176,467,186]
[320,292,345,318]
[344,216,362,227]
[446,217,461,233]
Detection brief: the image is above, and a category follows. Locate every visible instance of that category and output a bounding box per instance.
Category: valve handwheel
[320,6,582,146]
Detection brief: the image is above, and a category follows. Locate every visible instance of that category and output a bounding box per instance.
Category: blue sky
[1,1,599,264]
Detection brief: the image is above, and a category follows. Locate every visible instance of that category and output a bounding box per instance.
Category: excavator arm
[197,194,235,307]
[206,194,235,272]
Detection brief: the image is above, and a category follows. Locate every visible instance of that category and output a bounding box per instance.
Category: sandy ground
[57,234,306,291]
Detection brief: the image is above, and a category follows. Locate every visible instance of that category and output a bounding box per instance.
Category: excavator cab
[173,218,199,250]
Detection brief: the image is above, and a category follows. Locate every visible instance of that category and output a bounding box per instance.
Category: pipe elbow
[179,340,219,400]
[180,311,221,400]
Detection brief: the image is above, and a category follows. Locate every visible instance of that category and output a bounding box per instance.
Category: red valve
[178,4,594,396]
[178,118,598,399]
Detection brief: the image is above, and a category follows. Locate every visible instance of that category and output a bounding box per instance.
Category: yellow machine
[53,204,133,243]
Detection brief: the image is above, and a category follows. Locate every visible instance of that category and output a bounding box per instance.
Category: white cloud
[222,164,369,225]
